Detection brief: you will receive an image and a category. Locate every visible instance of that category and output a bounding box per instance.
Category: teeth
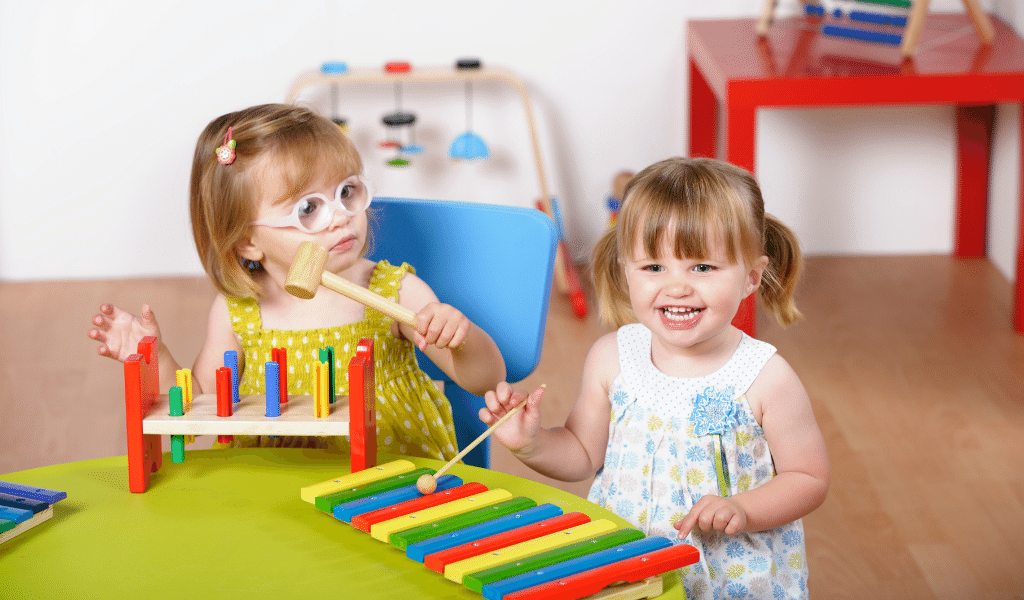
[663,307,700,320]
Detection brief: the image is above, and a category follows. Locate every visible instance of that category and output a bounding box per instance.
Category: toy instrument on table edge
[300,460,700,600]
[0,481,67,544]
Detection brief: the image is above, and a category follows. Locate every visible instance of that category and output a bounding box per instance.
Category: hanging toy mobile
[449,58,489,161]
[320,61,350,131]
[380,61,422,167]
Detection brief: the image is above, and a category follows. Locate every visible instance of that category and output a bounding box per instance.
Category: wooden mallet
[416,385,546,494]
[285,241,417,328]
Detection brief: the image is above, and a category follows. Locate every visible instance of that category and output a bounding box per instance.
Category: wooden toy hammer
[285,241,417,328]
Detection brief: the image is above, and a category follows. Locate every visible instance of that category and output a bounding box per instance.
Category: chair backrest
[367,197,558,467]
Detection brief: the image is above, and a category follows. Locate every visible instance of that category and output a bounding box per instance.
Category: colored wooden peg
[224,350,240,403]
[265,361,281,417]
[318,346,335,403]
[216,366,233,444]
[271,348,288,403]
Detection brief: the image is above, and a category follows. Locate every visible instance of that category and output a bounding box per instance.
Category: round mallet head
[416,473,437,495]
[285,241,328,300]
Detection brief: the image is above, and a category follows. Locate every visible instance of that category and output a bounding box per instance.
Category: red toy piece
[385,61,411,73]
[271,347,288,403]
[504,543,701,600]
[124,336,162,494]
[352,482,488,533]
[348,338,377,472]
[424,512,592,574]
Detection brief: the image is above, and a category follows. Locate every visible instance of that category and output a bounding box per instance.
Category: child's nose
[325,206,352,230]
[666,277,692,296]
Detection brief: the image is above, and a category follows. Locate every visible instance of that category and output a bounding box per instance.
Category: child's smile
[660,305,703,328]
[623,231,767,367]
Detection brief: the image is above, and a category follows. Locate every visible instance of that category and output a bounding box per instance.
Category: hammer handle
[320,271,418,328]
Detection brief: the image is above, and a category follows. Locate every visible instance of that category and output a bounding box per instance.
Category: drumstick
[417,385,546,494]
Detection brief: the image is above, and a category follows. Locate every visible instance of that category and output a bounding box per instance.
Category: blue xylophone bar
[333,475,463,522]
[483,536,673,600]
[0,482,67,504]
[406,503,564,563]
[0,492,50,514]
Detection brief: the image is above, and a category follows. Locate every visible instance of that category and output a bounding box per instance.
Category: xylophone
[124,335,378,493]
[301,460,699,600]
[0,481,67,544]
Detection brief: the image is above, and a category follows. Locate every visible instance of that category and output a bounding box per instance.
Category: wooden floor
[1,256,1022,598]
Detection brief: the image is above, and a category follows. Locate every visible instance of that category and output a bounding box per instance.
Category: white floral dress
[587,323,809,600]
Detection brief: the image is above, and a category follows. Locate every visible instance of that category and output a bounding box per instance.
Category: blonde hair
[592,157,802,329]
[190,103,363,298]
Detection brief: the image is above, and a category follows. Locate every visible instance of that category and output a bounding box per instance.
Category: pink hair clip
[216,126,237,165]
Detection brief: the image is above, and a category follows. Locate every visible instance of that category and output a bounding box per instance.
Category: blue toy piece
[822,23,902,45]
[320,61,348,75]
[449,132,489,160]
[332,475,463,523]
[367,198,557,468]
[481,536,673,600]
[850,10,908,27]
[405,503,563,563]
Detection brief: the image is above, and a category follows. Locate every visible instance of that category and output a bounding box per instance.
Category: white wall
[0,0,1019,283]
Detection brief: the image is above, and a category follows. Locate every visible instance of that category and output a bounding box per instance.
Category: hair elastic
[216,126,237,165]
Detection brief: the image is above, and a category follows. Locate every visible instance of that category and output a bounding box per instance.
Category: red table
[687,14,1024,335]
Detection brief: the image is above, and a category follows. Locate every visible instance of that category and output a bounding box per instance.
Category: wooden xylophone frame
[300,461,700,600]
[123,335,379,493]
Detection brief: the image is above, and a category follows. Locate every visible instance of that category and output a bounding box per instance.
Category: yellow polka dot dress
[213,261,459,461]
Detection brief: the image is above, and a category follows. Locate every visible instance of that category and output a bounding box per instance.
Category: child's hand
[480,382,544,453]
[412,302,470,351]
[674,494,748,539]
[87,303,162,363]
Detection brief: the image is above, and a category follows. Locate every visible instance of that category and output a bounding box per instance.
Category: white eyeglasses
[252,175,373,233]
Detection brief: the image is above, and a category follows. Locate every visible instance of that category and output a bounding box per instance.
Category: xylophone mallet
[285,241,417,328]
[417,385,545,495]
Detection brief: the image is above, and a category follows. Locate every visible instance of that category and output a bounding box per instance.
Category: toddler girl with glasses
[88,103,506,458]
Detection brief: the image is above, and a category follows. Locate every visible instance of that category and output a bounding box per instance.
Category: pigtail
[592,226,635,329]
[760,213,803,326]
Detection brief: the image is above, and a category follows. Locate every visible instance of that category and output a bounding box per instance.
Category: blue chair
[367,198,558,468]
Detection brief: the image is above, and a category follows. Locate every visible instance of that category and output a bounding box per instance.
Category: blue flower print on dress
[782,529,804,547]
[613,388,629,408]
[690,386,737,436]
[686,445,708,462]
[725,540,749,559]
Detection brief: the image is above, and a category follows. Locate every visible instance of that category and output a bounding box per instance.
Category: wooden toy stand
[124,336,378,492]
[757,0,994,56]
[286,64,589,318]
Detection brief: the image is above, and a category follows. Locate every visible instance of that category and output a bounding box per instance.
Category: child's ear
[745,255,770,297]
[237,238,264,263]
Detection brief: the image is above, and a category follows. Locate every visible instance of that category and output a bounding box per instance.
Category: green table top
[1,449,685,599]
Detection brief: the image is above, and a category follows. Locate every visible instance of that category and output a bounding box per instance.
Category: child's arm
[88,303,185,392]
[481,332,619,482]
[188,294,243,395]
[394,271,506,396]
[674,354,830,538]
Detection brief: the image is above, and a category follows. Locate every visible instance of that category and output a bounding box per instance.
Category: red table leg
[1016,111,1024,334]
[954,105,995,258]
[689,59,718,159]
[726,105,759,337]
